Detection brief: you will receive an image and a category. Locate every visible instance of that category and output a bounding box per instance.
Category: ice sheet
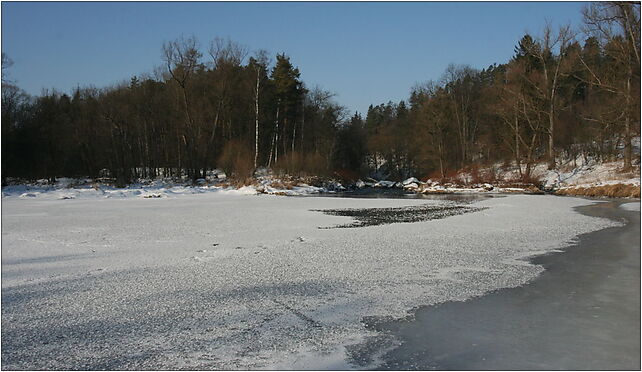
[1,194,619,369]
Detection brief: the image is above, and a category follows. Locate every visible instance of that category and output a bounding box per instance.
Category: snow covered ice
[1,193,620,369]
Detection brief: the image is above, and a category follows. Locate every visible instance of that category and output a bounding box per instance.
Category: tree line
[353,2,640,181]
[2,36,346,186]
[2,2,639,186]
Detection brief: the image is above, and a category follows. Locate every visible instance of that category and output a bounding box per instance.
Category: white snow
[1,193,619,369]
[402,177,421,186]
[424,146,641,193]
[534,159,640,190]
[374,180,396,188]
[1,179,336,201]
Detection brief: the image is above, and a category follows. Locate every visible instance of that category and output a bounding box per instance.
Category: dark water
[313,204,487,228]
[353,200,640,370]
[308,188,490,228]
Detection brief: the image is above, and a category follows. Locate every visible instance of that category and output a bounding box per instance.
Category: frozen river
[0,193,626,369]
[364,200,640,370]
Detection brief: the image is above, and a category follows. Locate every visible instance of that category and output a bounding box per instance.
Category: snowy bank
[1,176,344,200]
[387,157,640,197]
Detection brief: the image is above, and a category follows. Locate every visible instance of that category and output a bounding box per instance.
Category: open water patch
[313,204,487,228]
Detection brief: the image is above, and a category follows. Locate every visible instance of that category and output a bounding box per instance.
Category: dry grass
[555,183,641,198]
[524,186,545,194]
[273,152,329,178]
[218,178,258,189]
[269,180,295,190]
[334,169,362,183]
[466,164,502,185]
[218,140,254,179]
[424,165,543,191]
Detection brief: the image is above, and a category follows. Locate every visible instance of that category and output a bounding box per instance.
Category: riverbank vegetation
[2,2,639,190]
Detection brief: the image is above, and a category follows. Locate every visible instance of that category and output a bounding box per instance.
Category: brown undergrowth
[554,184,641,198]
[218,174,331,194]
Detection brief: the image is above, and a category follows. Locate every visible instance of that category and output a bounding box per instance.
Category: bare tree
[199,38,249,176]
[209,37,248,68]
[162,35,202,177]
[441,64,480,168]
[498,78,547,178]
[520,23,575,169]
[2,53,14,84]
[250,50,269,169]
[581,2,640,170]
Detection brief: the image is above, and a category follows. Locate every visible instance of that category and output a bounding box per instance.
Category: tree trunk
[291,118,296,154]
[274,105,280,164]
[438,141,444,179]
[254,70,260,169]
[282,117,288,159]
[515,109,522,177]
[548,107,555,170]
[268,104,280,167]
[623,72,633,171]
[176,128,181,176]
[300,98,305,150]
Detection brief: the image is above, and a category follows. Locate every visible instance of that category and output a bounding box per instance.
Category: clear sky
[2,1,588,115]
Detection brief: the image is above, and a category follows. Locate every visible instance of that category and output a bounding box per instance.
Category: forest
[2,2,640,187]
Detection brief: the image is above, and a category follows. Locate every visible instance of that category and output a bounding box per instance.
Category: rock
[374,180,396,188]
[143,193,163,198]
[403,183,419,190]
[402,177,420,186]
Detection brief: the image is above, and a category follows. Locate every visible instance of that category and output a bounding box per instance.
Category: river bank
[362,199,640,370]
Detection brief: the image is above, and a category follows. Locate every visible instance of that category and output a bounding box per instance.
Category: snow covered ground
[1,193,619,369]
[420,159,640,193]
[532,159,640,190]
[0,177,330,201]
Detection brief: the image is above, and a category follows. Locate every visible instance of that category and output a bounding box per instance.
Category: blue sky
[2,1,587,114]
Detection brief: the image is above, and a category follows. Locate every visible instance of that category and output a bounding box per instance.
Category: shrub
[555,184,640,198]
[273,152,329,177]
[334,169,361,183]
[304,152,329,176]
[274,152,305,176]
[218,140,254,179]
